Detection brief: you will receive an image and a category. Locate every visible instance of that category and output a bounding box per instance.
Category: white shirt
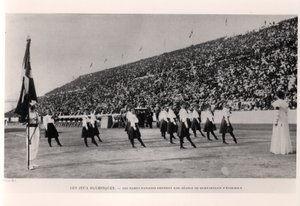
[192,110,200,119]
[167,108,176,123]
[128,113,139,129]
[272,99,289,124]
[90,113,97,122]
[43,114,55,130]
[179,108,189,127]
[158,110,168,121]
[206,110,214,122]
[82,115,91,129]
[126,111,133,120]
[187,110,193,119]
[222,108,231,117]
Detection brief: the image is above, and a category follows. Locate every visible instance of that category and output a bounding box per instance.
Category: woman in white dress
[270,90,293,155]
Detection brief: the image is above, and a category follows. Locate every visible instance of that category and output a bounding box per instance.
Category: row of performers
[42,109,103,147]
[124,102,237,149]
[40,103,238,149]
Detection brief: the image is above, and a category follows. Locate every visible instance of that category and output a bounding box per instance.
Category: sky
[5,14,295,106]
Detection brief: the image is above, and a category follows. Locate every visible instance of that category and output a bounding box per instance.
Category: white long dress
[26,111,40,161]
[270,99,293,155]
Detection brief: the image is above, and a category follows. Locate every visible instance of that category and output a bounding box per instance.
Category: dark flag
[104,58,107,63]
[89,62,93,68]
[139,46,143,52]
[189,29,193,38]
[15,37,38,122]
[225,18,228,26]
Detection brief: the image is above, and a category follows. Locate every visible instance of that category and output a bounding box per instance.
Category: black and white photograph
[4,13,297,179]
[1,0,299,204]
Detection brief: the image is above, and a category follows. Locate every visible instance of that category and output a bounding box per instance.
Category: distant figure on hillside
[219,104,237,144]
[43,109,62,147]
[270,90,293,155]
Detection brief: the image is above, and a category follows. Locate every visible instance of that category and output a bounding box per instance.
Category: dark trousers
[48,136,62,147]
[180,129,196,148]
[130,137,146,148]
[222,132,237,144]
[84,136,98,147]
[206,131,218,140]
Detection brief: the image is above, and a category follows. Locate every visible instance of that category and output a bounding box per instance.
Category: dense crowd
[36,17,297,115]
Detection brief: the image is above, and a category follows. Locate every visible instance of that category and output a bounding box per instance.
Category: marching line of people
[23,90,294,170]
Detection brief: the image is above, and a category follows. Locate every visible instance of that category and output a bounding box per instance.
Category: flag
[89,62,93,68]
[139,46,143,52]
[121,53,124,59]
[104,58,107,63]
[189,29,193,38]
[15,37,38,122]
[225,18,228,26]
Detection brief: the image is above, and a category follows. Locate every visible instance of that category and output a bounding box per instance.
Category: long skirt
[45,123,59,138]
[177,122,189,138]
[167,121,177,134]
[270,121,293,154]
[127,126,141,140]
[26,126,40,161]
[203,119,216,132]
[219,117,233,133]
[187,118,192,128]
[160,120,168,133]
[92,121,100,136]
[191,118,201,131]
[81,124,94,138]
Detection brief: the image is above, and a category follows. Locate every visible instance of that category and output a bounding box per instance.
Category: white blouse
[43,115,55,130]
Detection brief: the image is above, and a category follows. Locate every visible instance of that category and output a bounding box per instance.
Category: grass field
[4,124,296,178]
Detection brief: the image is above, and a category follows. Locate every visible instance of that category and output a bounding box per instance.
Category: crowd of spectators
[36,17,297,115]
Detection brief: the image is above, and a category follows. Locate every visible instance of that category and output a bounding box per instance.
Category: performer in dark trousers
[167,103,177,144]
[177,103,196,149]
[191,105,205,137]
[158,106,168,139]
[81,111,98,147]
[219,104,237,144]
[90,111,102,142]
[126,109,146,148]
[43,110,62,147]
[203,105,218,141]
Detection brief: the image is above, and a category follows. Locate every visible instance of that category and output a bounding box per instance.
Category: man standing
[27,101,41,169]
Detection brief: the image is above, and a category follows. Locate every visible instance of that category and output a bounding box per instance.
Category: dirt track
[4,124,296,178]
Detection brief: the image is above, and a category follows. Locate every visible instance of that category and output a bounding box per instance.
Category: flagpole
[27,37,31,170]
[27,99,30,170]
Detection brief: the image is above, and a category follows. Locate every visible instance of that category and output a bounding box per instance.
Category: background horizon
[5,14,296,111]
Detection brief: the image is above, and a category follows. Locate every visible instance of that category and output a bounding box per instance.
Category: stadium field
[4,124,296,179]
